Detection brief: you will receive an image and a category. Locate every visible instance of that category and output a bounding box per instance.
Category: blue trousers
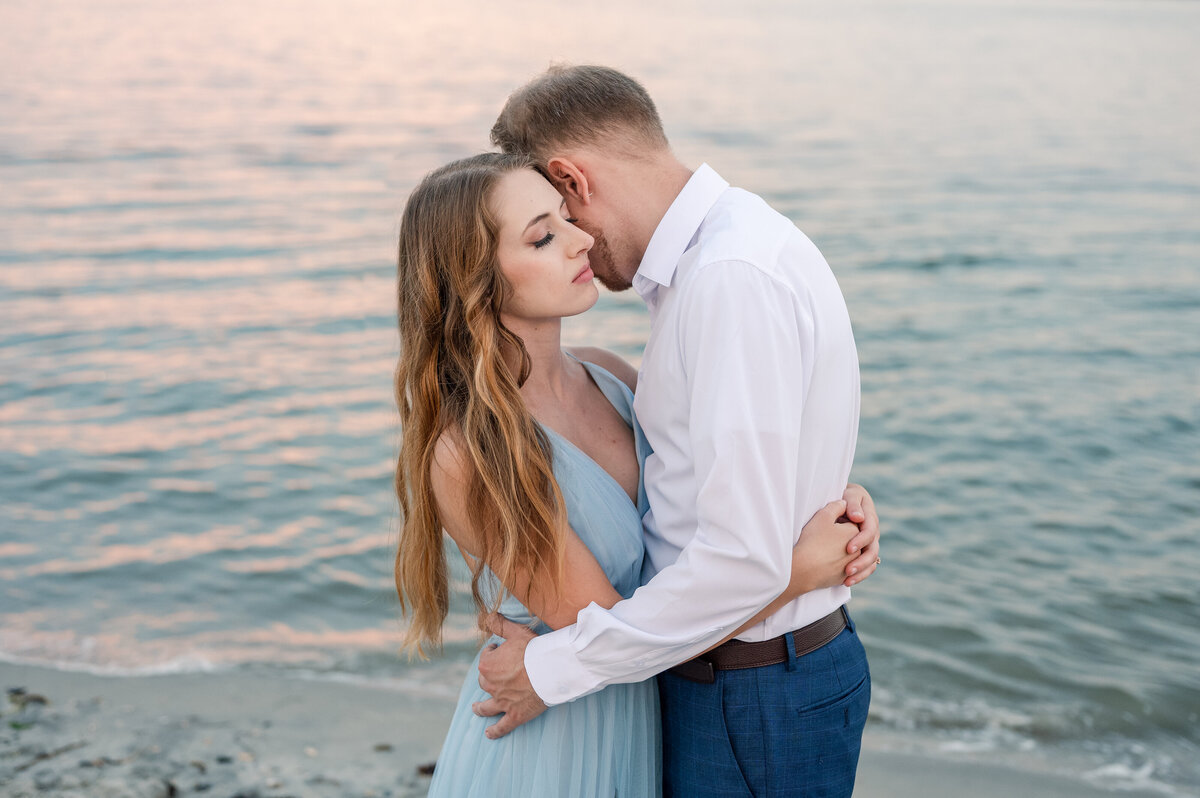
[658,611,870,798]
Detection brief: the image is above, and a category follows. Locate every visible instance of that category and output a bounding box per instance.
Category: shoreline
[0,660,1171,798]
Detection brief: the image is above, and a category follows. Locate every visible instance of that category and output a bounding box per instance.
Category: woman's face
[491,169,597,325]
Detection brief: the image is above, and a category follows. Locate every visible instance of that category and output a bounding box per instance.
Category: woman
[394,153,876,797]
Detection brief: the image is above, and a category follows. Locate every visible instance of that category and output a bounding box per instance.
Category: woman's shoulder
[428,426,483,554]
[430,426,471,495]
[566,346,638,394]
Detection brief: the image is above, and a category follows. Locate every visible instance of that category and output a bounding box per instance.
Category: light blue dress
[426,359,661,798]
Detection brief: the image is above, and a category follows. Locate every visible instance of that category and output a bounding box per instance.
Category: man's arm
[476,486,879,737]
[477,261,825,734]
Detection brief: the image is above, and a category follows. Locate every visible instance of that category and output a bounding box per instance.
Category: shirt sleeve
[524,260,815,705]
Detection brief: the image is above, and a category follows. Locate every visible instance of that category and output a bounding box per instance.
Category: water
[2,0,1198,793]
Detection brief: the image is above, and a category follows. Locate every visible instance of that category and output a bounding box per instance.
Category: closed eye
[533,232,554,249]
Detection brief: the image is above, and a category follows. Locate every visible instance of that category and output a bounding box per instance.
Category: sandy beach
[0,660,1167,798]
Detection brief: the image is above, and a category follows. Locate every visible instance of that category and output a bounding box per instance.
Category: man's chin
[596,272,633,292]
[585,231,633,292]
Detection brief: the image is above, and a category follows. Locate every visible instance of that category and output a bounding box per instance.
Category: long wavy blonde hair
[394,153,568,657]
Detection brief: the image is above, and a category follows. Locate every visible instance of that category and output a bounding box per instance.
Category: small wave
[0,648,228,678]
[0,147,187,167]
[0,644,465,702]
[293,124,341,137]
[1084,758,1190,797]
[281,666,463,701]
[867,685,1199,796]
[148,478,218,494]
[868,253,1008,271]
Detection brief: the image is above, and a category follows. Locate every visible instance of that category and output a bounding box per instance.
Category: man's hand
[473,615,548,740]
[841,483,881,587]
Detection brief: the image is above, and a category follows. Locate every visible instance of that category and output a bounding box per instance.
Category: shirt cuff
[524,624,597,707]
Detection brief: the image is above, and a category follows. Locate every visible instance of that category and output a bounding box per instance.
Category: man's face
[561,193,634,293]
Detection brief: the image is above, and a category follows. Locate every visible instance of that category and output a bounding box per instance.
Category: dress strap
[564,351,635,427]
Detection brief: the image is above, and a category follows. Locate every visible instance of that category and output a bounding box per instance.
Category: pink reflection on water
[0,543,39,558]
[320,494,379,516]
[0,405,387,457]
[0,612,412,674]
[0,518,322,580]
[222,531,392,574]
[9,276,396,337]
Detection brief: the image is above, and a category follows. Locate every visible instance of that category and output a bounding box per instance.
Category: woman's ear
[546,157,590,203]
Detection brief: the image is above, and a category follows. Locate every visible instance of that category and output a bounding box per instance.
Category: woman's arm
[430,431,620,631]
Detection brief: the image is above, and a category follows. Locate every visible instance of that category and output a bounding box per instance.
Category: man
[475,65,878,797]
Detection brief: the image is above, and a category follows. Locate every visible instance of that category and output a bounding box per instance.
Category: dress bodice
[479,358,651,633]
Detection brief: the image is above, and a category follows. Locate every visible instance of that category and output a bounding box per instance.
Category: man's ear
[545,157,590,203]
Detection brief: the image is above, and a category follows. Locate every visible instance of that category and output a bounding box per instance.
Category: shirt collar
[632,163,729,302]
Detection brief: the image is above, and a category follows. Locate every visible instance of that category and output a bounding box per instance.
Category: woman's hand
[839,483,881,587]
[716,492,879,646]
[789,500,860,594]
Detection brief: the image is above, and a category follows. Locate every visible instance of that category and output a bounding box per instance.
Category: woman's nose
[573,225,594,254]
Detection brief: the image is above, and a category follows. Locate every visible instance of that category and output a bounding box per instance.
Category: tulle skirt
[427,644,662,798]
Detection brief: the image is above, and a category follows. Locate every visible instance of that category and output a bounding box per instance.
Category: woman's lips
[572,263,594,284]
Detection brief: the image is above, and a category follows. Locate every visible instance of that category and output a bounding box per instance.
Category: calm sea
[1,0,1197,793]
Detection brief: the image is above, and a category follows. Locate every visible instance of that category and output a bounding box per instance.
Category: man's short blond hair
[490,64,668,164]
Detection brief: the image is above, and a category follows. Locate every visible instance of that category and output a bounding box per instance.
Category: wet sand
[0,660,1164,797]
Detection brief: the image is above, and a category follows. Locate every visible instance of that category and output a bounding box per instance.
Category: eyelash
[533,218,579,249]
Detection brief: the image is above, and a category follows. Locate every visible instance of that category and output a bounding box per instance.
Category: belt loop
[784,631,799,672]
[841,604,855,633]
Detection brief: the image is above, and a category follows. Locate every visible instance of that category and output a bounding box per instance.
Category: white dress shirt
[524,164,861,704]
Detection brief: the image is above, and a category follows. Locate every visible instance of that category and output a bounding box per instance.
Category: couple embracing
[395,65,880,798]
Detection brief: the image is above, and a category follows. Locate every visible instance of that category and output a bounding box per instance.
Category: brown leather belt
[666,606,849,684]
